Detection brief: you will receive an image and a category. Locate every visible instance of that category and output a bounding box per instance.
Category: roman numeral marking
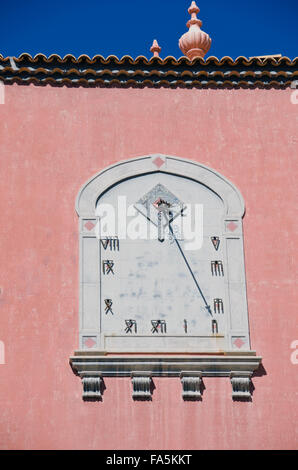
[125,320,137,334]
[104,299,114,315]
[211,260,224,276]
[212,319,218,334]
[102,260,114,275]
[101,236,119,251]
[211,236,220,251]
[151,320,167,334]
[214,298,224,314]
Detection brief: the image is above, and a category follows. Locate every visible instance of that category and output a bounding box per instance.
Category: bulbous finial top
[179,2,211,60]
[150,39,161,58]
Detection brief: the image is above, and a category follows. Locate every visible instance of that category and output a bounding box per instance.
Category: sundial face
[96,172,228,352]
[72,157,258,400]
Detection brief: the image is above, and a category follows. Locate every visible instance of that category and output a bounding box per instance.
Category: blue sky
[0,0,297,59]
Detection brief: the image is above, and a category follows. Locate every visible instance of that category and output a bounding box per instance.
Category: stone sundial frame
[69,154,262,401]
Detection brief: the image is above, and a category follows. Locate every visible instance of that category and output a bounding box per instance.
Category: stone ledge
[70,352,262,377]
[70,352,262,401]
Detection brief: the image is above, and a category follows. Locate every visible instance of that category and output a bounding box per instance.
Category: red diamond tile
[152,157,165,168]
[84,221,95,231]
[233,338,245,349]
[84,337,96,348]
[227,221,238,232]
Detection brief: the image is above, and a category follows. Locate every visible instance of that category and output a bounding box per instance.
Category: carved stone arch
[70,154,262,402]
[75,154,245,218]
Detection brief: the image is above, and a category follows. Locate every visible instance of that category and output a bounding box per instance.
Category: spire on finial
[188,1,200,22]
[179,2,211,60]
[150,39,161,58]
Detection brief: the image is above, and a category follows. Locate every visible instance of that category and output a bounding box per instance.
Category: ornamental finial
[150,39,161,58]
[179,2,211,60]
[188,1,201,25]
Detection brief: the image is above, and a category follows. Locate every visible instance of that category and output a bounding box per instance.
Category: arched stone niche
[70,154,262,401]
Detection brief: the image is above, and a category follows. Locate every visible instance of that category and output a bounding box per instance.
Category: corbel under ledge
[69,351,262,401]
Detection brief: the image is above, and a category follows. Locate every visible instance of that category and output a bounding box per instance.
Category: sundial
[70,155,262,401]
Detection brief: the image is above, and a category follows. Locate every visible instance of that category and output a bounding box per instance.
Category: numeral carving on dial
[212,319,218,334]
[184,319,188,333]
[214,298,224,314]
[211,236,220,251]
[102,260,114,275]
[125,320,137,334]
[101,236,119,251]
[211,260,224,276]
[151,320,167,334]
[104,299,114,315]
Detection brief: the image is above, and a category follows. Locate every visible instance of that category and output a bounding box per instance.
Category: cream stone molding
[70,353,262,400]
[75,154,245,218]
[71,154,262,401]
[70,353,261,376]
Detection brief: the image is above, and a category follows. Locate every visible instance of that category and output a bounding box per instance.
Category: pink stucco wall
[0,84,297,450]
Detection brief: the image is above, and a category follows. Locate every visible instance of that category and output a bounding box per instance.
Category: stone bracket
[70,353,262,401]
[131,372,152,400]
[81,373,103,401]
[180,372,202,400]
[230,371,252,400]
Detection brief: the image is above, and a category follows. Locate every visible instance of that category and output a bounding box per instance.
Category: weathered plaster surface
[0,84,297,449]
